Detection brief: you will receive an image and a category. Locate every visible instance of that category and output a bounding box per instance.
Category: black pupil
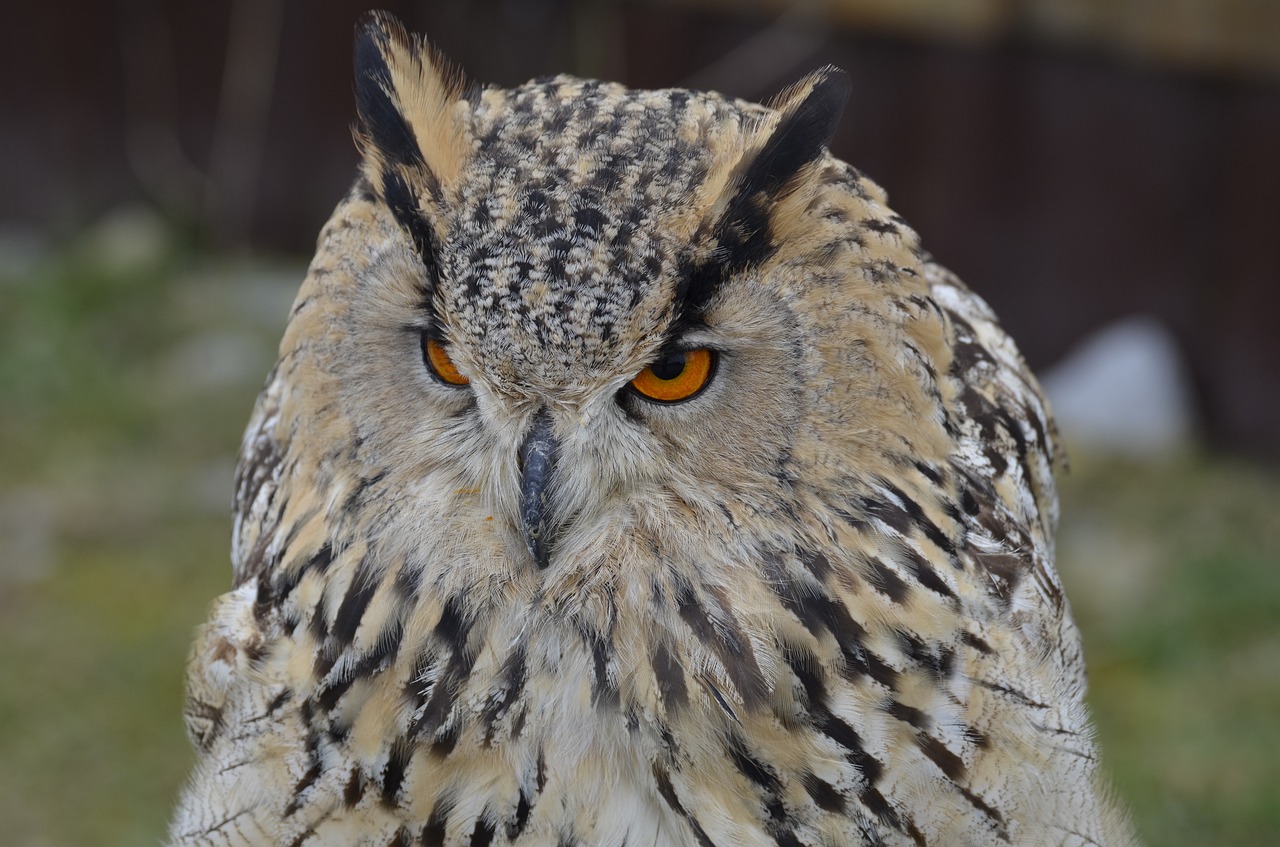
[650,351,688,381]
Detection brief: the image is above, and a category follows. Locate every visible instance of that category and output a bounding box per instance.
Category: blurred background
[1,1,1277,844]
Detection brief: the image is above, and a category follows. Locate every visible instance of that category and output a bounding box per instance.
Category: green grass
[0,242,1277,845]
[1060,453,1280,846]
[0,235,288,846]
[0,522,226,846]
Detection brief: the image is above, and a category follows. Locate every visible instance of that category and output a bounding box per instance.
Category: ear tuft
[352,10,469,199]
[693,66,850,285]
[354,12,424,171]
[744,66,851,203]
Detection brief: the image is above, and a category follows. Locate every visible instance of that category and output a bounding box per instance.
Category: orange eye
[423,335,469,386]
[629,348,717,404]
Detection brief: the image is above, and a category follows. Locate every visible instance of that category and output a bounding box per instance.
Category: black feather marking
[887,700,929,730]
[669,253,722,332]
[860,785,905,836]
[355,174,378,203]
[343,469,388,513]
[586,630,619,709]
[674,579,767,706]
[734,67,850,210]
[314,674,355,713]
[703,679,739,723]
[866,557,910,604]
[407,597,476,740]
[782,645,827,708]
[917,733,966,782]
[263,543,332,621]
[961,630,994,655]
[802,771,847,813]
[381,169,440,278]
[775,829,803,847]
[671,68,850,331]
[420,804,449,847]
[353,15,445,284]
[653,765,717,847]
[959,786,1008,835]
[309,589,331,645]
[717,68,850,269]
[430,720,460,758]
[267,690,291,714]
[813,705,913,841]
[432,594,469,650]
[652,639,688,709]
[330,563,379,648]
[470,819,496,847]
[797,548,833,580]
[353,15,426,171]
[896,628,955,680]
[482,647,528,730]
[764,554,889,692]
[282,760,322,817]
[507,791,532,840]
[900,545,958,601]
[727,733,781,793]
[380,742,412,806]
[314,616,405,713]
[344,769,365,807]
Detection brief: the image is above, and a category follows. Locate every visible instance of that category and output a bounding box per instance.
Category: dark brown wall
[2,1,1277,456]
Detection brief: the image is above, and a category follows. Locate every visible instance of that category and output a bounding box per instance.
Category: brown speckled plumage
[170,11,1137,847]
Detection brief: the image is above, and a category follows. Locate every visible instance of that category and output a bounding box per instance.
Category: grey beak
[517,408,560,569]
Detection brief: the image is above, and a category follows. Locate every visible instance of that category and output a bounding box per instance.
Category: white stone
[1040,315,1197,456]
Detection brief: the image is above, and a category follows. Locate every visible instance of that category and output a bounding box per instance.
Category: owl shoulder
[927,261,1067,613]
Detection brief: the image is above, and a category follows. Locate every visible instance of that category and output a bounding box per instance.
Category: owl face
[311,14,926,584]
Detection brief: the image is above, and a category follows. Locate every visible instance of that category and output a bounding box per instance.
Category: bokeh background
[1,1,1278,844]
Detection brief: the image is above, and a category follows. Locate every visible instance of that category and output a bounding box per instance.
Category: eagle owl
[170,11,1136,847]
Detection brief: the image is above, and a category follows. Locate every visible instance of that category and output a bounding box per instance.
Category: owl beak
[517,408,560,569]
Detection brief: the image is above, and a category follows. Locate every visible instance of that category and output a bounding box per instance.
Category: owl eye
[422,334,470,386]
[629,348,717,404]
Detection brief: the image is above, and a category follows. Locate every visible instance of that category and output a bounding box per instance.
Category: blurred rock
[161,330,275,394]
[173,262,302,331]
[0,224,49,283]
[0,488,57,584]
[189,459,236,515]
[225,266,304,329]
[78,205,172,276]
[1041,315,1197,457]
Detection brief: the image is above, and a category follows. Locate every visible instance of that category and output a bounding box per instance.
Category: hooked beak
[517,408,560,569]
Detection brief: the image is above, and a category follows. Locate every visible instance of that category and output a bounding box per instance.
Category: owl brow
[407,311,447,343]
[382,170,442,273]
[668,253,722,335]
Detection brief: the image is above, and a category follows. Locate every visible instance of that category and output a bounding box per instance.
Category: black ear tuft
[353,11,425,170]
[738,67,851,205]
[671,68,851,330]
[710,67,850,277]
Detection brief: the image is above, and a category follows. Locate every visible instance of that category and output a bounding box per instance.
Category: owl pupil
[650,352,687,381]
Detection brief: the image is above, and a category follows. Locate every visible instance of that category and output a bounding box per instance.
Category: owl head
[258,11,953,604]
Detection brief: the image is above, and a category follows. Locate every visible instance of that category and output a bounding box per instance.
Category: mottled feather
[171,12,1136,847]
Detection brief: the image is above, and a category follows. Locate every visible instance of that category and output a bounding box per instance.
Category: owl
[169,11,1137,847]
